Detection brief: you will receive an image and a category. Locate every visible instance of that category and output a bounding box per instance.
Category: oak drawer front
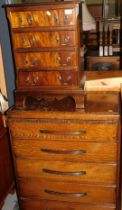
[15,159,117,184]
[13,31,76,49]
[15,52,77,69]
[17,71,79,88]
[19,198,116,210]
[12,139,117,163]
[18,179,116,204]
[8,9,77,28]
[9,121,118,142]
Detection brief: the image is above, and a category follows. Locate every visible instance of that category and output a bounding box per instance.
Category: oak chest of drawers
[6,2,84,109]
[7,92,121,210]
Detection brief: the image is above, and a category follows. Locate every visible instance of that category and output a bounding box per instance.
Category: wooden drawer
[15,51,78,70]
[18,179,116,204]
[17,70,79,88]
[15,159,117,184]
[19,198,116,210]
[8,9,77,28]
[86,56,120,71]
[9,120,118,142]
[12,31,76,49]
[12,139,117,163]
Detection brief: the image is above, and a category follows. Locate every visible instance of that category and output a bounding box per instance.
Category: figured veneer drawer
[9,120,118,142]
[15,159,117,184]
[19,198,116,210]
[17,71,79,88]
[13,31,76,49]
[8,9,77,28]
[12,139,117,163]
[18,179,116,204]
[15,51,77,69]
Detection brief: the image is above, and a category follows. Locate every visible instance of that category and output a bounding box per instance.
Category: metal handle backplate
[43,169,86,176]
[41,148,86,155]
[40,130,86,135]
[45,189,87,197]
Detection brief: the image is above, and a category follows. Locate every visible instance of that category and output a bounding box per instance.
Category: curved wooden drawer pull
[45,189,87,197]
[41,148,86,155]
[40,130,86,135]
[42,169,86,176]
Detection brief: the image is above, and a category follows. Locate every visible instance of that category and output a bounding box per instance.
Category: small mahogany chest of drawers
[6,2,84,109]
[7,92,121,210]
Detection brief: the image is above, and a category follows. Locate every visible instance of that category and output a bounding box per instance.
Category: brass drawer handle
[45,189,87,197]
[24,58,29,64]
[56,57,61,63]
[67,75,72,81]
[54,15,58,22]
[21,37,26,43]
[33,76,39,84]
[27,17,33,24]
[61,36,70,46]
[18,17,23,23]
[66,56,71,63]
[64,35,70,43]
[55,37,60,43]
[25,76,30,83]
[64,15,68,21]
[41,148,86,155]
[30,37,36,44]
[57,75,62,81]
[32,58,38,64]
[43,169,86,176]
[40,130,86,135]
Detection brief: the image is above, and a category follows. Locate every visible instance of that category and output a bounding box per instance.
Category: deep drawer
[8,9,77,28]
[15,159,117,184]
[9,120,118,142]
[12,139,117,163]
[12,31,76,49]
[17,70,79,88]
[19,198,116,210]
[18,179,116,204]
[15,51,78,69]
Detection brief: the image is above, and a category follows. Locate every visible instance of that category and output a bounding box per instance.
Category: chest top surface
[8,92,120,121]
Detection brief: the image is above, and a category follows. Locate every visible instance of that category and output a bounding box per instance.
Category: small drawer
[9,120,118,142]
[12,31,76,49]
[12,139,117,163]
[17,71,79,88]
[8,9,76,28]
[86,56,120,70]
[19,198,116,210]
[15,159,117,184]
[18,179,116,204]
[15,51,78,69]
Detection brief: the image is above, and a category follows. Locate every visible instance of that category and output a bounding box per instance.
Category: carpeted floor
[2,192,19,210]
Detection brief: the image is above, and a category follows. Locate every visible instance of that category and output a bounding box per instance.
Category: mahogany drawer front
[8,9,77,28]
[19,198,116,210]
[13,31,76,49]
[15,159,117,184]
[18,179,116,204]
[17,71,79,88]
[15,51,78,69]
[9,120,118,142]
[12,139,117,163]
